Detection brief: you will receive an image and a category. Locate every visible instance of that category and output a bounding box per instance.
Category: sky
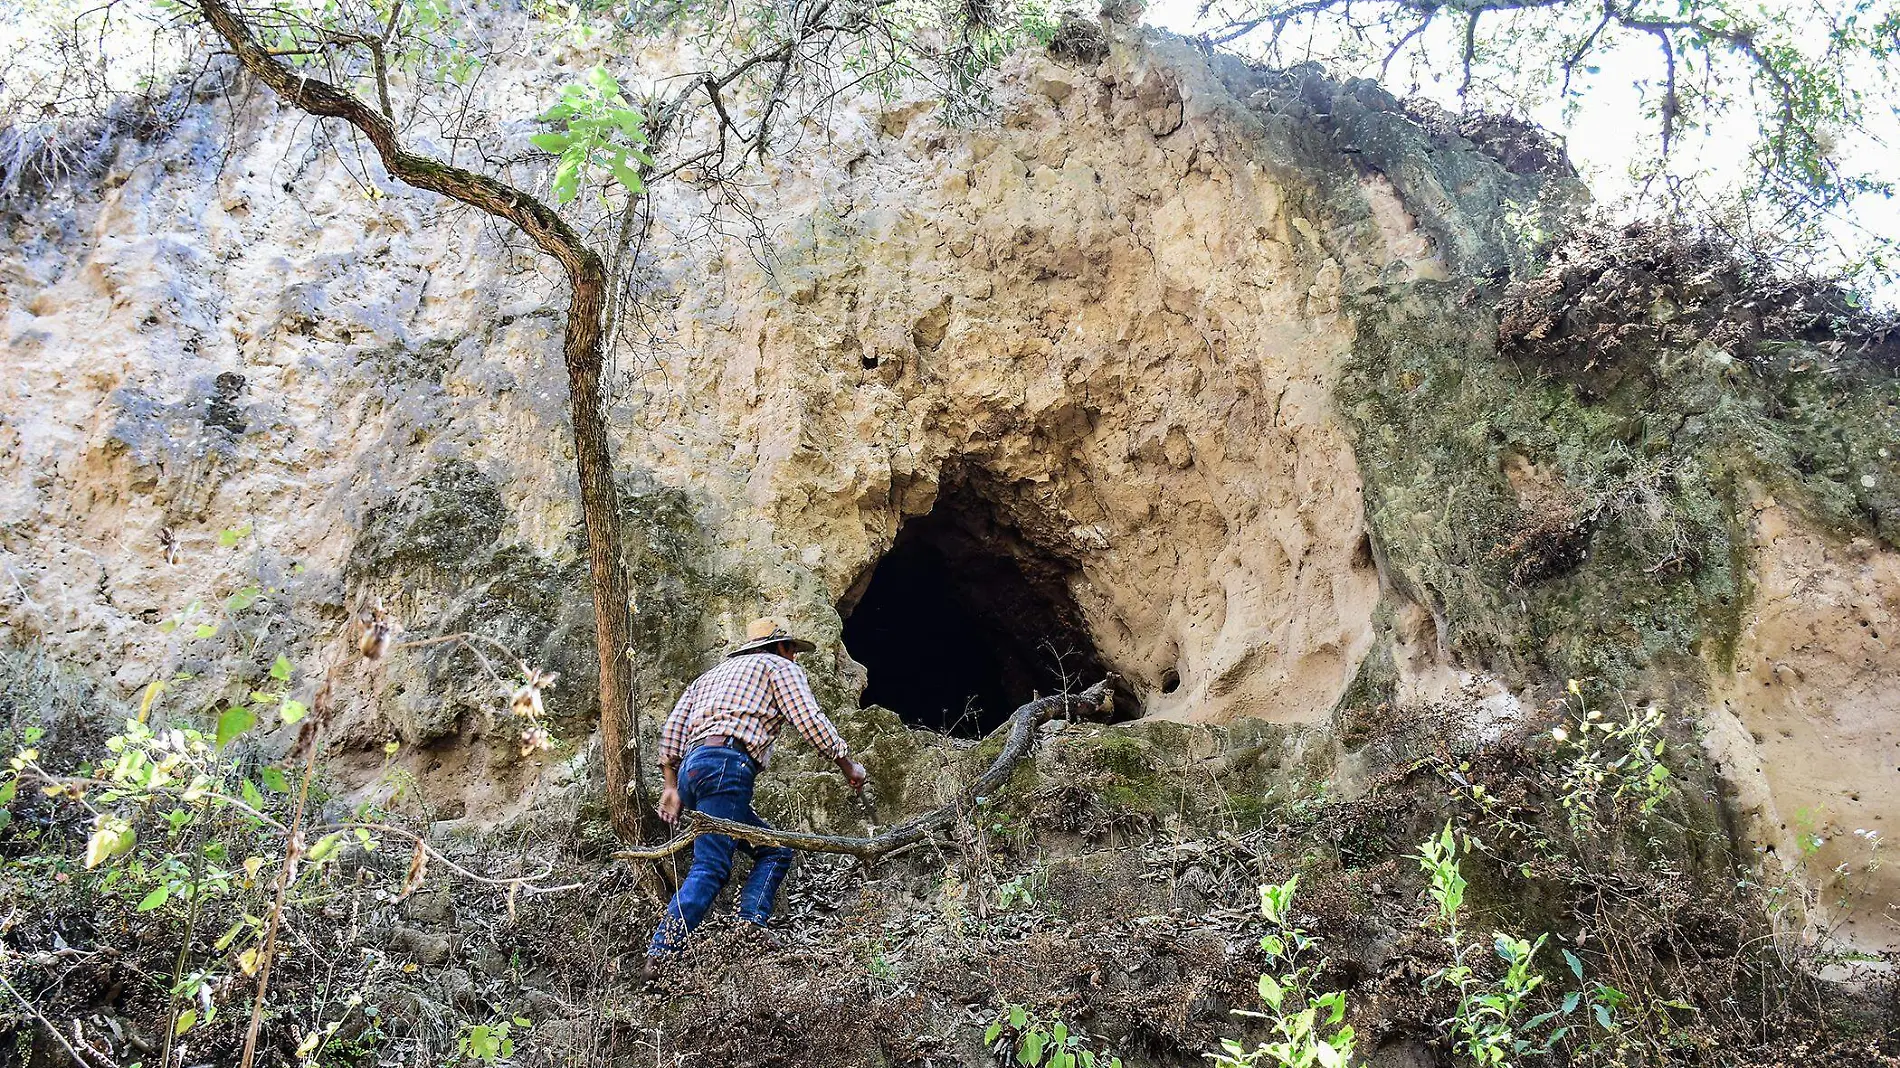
[1139,0,1900,305]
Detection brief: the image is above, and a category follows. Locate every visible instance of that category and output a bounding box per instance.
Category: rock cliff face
[1,25,1894,944]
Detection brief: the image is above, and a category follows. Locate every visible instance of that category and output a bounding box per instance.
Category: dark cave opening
[841,487,1110,736]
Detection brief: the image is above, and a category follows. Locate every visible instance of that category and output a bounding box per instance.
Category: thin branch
[1614,7,1799,156]
[1559,4,1615,97]
[238,728,319,1068]
[1379,8,1434,82]
[1459,10,1480,98]
[303,821,586,893]
[368,40,393,120]
[1637,22,1679,156]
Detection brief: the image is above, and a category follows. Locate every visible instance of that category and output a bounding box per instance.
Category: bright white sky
[1141,0,1900,305]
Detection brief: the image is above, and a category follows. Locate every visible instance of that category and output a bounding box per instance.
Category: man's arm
[656,681,696,822]
[769,662,867,790]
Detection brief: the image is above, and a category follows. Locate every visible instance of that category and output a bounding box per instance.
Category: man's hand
[658,786,683,824]
[836,756,868,793]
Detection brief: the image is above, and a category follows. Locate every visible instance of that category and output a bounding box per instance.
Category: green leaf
[512,1016,532,1028]
[1562,949,1584,981]
[609,107,645,138]
[986,1023,1003,1044]
[215,707,256,749]
[85,820,135,868]
[552,154,582,203]
[280,699,308,727]
[1051,1023,1068,1044]
[1562,992,1581,1013]
[225,585,261,613]
[608,156,644,195]
[530,132,574,153]
[217,524,250,547]
[270,654,293,681]
[587,64,621,98]
[306,832,343,864]
[1009,1006,1027,1030]
[1258,972,1284,1011]
[174,1008,198,1035]
[193,623,218,640]
[138,884,171,911]
[1019,1030,1045,1065]
[1593,1003,1613,1029]
[261,766,289,792]
[241,778,265,810]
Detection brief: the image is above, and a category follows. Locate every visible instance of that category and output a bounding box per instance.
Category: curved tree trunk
[560,276,646,841]
[198,0,648,840]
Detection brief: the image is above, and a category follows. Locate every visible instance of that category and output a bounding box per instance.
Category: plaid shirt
[658,653,848,767]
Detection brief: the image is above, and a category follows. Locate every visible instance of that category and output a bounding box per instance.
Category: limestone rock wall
[1703,500,1900,949]
[1,32,1501,750]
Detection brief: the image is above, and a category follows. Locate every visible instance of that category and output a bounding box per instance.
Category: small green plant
[0,535,570,1068]
[993,870,1044,912]
[1550,682,1673,830]
[984,1004,1122,1068]
[532,65,654,205]
[1213,875,1356,1068]
[456,1016,532,1064]
[1415,825,1621,1064]
[1418,825,1547,1064]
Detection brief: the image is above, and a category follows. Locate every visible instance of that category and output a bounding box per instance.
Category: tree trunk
[561,274,647,840]
[198,0,650,839]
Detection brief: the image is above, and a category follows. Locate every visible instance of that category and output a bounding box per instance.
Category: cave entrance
[842,486,1108,736]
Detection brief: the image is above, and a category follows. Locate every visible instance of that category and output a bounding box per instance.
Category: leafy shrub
[1214,875,1356,1068]
[985,1003,1123,1068]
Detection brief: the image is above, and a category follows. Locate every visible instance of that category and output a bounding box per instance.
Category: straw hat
[728,617,816,657]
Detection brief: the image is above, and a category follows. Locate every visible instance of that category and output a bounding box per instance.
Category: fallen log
[614,676,1120,863]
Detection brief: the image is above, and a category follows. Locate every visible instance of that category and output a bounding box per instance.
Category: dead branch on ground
[615,677,1120,864]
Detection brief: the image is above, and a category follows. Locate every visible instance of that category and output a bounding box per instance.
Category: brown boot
[638,956,664,987]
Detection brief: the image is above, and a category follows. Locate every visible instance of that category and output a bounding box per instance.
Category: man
[642,617,868,976]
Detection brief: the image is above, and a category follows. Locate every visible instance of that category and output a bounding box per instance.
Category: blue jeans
[647,744,796,956]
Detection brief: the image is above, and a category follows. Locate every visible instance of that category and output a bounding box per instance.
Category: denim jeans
[647,744,796,956]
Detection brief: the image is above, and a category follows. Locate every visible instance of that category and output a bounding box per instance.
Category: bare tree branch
[1459,10,1479,98]
[193,0,652,844]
